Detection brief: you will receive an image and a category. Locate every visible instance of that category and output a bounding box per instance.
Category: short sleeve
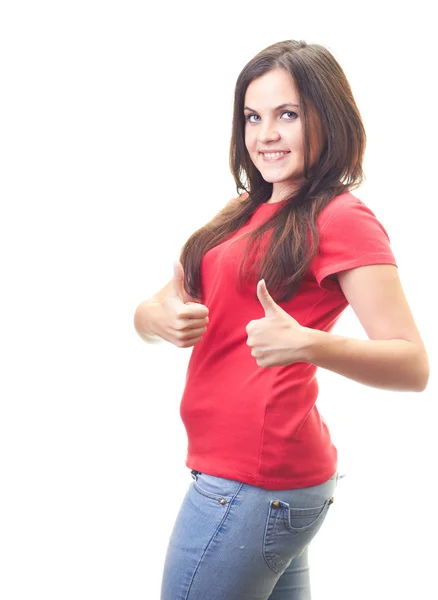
[312,198,398,289]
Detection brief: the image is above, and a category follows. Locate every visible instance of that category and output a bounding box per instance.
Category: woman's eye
[246,114,260,123]
[245,111,297,123]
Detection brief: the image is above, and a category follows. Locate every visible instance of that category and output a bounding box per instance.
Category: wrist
[300,327,326,363]
[142,331,162,344]
[134,298,163,343]
[301,327,348,365]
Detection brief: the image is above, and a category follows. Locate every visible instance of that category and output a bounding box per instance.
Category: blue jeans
[160,469,344,599]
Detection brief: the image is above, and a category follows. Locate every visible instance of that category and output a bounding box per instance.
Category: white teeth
[263,152,287,158]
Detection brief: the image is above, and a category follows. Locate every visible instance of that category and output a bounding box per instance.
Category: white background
[1,1,436,598]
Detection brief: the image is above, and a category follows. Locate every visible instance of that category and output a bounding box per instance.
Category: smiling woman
[133,38,429,600]
[174,41,367,306]
[243,73,325,201]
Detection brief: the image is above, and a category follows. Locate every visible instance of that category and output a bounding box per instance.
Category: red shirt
[179,192,397,489]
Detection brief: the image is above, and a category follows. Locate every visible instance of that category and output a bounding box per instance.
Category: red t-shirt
[179,192,397,489]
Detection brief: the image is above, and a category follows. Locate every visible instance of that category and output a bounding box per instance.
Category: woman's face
[244,68,324,200]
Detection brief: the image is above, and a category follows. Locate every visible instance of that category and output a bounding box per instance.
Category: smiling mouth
[260,151,290,163]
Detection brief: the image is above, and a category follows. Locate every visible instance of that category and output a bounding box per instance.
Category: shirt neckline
[258,199,289,208]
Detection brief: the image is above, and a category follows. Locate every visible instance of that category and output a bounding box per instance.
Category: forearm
[303,329,429,392]
[134,280,175,343]
[133,300,163,343]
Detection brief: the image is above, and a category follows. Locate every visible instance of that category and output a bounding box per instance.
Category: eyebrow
[243,103,300,112]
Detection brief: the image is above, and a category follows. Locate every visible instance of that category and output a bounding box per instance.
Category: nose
[258,119,281,144]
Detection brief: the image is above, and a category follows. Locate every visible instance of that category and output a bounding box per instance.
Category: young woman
[134,39,429,599]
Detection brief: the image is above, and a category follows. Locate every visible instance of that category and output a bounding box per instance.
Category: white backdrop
[1,1,436,599]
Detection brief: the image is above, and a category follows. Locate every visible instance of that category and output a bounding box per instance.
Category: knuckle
[174,319,187,331]
[175,307,188,320]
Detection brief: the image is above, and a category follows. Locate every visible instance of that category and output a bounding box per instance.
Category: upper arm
[337,264,426,352]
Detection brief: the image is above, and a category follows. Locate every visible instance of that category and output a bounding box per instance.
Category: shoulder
[317,191,366,227]
[317,191,390,238]
[311,191,397,288]
[225,191,249,208]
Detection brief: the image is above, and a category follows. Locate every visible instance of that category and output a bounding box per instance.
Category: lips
[260,151,290,163]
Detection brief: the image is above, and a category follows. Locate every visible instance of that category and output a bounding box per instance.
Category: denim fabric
[160,469,345,599]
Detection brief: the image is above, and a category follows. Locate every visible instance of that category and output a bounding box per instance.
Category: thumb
[172,260,186,302]
[172,261,198,305]
[257,279,278,316]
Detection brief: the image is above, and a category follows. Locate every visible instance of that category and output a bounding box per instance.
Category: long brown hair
[180,40,366,303]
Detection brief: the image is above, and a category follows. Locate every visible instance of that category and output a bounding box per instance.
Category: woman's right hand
[153,261,209,348]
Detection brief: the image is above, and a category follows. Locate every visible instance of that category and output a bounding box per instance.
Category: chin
[262,174,294,183]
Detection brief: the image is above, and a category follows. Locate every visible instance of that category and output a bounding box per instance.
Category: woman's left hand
[246,279,311,368]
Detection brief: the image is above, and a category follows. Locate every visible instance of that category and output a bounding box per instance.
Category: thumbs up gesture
[154,261,210,348]
[171,260,199,306]
[246,279,310,368]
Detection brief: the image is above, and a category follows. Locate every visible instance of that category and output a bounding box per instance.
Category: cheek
[244,131,254,160]
[288,124,305,151]
[244,128,253,149]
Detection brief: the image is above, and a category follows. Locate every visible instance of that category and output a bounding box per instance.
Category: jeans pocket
[263,497,333,574]
[192,473,236,504]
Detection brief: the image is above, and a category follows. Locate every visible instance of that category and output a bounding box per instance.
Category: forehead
[244,68,299,108]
